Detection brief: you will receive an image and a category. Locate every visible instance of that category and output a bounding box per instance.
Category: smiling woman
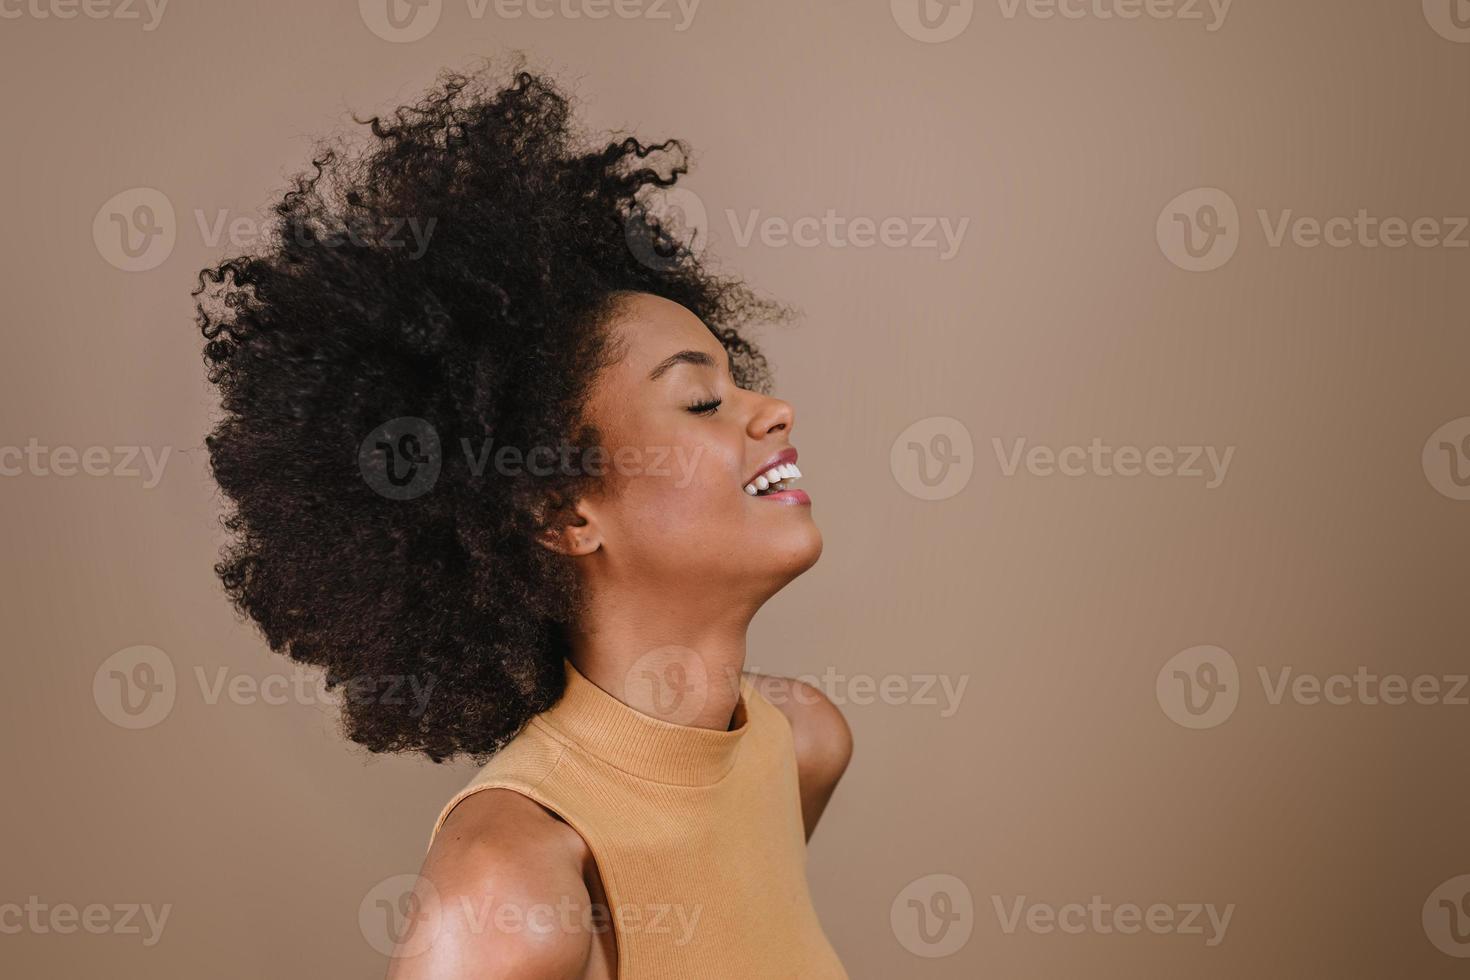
[194,62,850,979]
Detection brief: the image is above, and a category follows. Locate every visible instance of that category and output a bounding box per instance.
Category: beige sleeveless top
[430,658,848,979]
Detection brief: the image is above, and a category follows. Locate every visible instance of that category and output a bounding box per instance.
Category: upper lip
[745,447,798,486]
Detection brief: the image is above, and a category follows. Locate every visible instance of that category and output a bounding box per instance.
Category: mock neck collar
[533,657,752,787]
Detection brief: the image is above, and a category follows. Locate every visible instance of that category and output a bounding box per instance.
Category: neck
[567,580,761,732]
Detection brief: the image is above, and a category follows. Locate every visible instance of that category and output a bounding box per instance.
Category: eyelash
[687,398,722,416]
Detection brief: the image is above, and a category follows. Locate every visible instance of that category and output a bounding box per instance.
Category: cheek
[607,437,745,538]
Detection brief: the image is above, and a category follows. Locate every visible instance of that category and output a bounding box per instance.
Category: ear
[536,497,602,557]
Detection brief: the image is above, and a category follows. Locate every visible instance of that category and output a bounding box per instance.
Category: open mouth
[743,448,803,497]
[744,462,802,497]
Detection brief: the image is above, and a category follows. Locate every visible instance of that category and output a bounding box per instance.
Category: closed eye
[687,398,722,416]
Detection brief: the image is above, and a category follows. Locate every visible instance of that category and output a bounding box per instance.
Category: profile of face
[545,292,822,614]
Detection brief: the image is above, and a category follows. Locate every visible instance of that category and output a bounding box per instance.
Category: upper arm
[385,789,595,980]
[745,674,854,839]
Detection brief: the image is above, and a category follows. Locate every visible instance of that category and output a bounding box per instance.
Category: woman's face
[563,292,821,604]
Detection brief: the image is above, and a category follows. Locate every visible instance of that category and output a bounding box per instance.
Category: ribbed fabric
[430,658,848,979]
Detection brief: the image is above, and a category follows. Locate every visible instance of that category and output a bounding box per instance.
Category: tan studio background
[2,1,1468,977]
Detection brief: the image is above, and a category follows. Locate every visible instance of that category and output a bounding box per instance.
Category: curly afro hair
[195,62,787,762]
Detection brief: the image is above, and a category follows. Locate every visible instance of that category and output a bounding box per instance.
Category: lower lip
[754,488,811,505]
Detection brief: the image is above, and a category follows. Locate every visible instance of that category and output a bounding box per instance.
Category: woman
[195,63,852,978]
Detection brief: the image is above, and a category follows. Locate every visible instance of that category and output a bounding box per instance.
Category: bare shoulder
[386,788,595,980]
[743,673,854,836]
[745,673,854,767]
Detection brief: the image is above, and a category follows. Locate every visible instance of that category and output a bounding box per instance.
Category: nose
[747,393,795,440]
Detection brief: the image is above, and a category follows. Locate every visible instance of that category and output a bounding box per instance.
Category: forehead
[602,293,725,374]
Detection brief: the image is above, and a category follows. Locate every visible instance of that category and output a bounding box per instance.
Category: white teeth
[744,460,803,496]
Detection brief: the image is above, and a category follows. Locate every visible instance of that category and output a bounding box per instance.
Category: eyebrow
[647,349,722,382]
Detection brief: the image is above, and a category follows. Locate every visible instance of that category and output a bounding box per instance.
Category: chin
[769,520,824,588]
